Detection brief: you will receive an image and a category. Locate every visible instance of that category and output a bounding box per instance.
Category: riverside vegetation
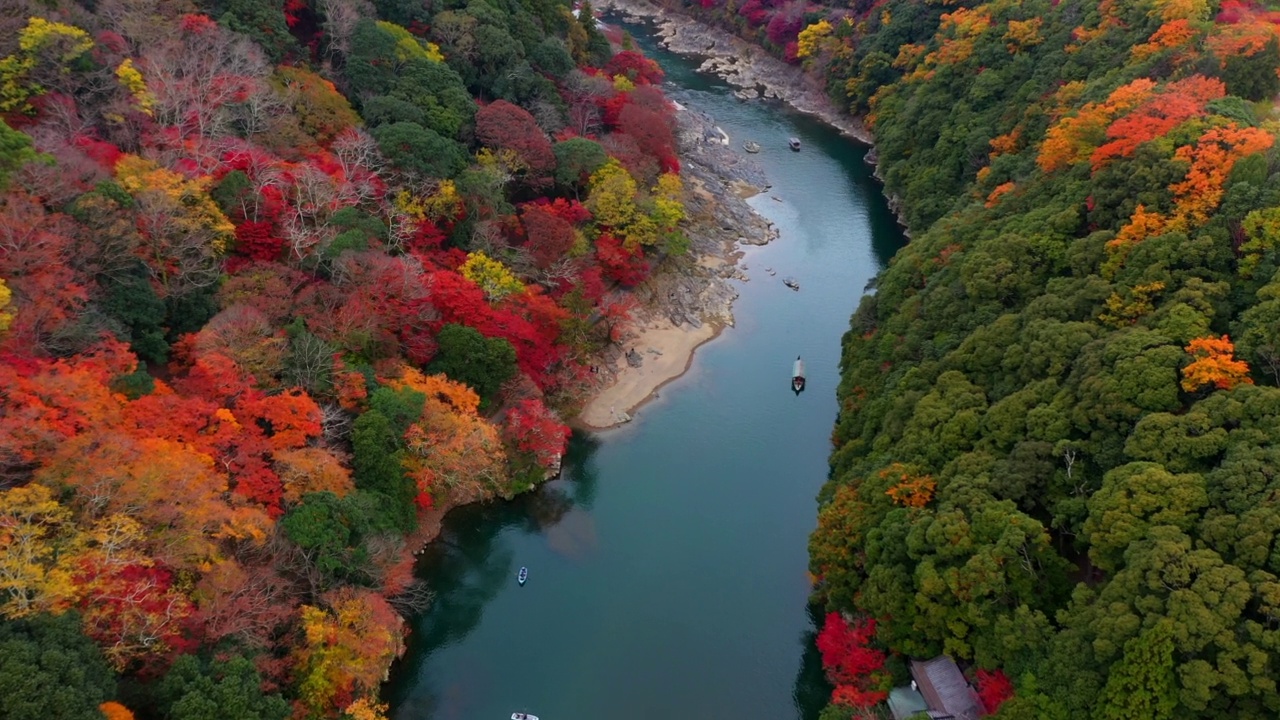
[0,1,710,718]
[650,0,1280,717]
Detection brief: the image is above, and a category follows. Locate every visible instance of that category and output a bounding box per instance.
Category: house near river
[887,656,983,720]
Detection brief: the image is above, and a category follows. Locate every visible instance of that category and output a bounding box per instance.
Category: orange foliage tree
[1181,335,1253,392]
[1169,123,1274,227]
[292,588,405,718]
[882,463,936,508]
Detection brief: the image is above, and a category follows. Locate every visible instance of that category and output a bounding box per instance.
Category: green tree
[428,323,518,408]
[1221,38,1280,102]
[0,612,117,720]
[1094,622,1178,720]
[371,121,467,179]
[156,654,289,720]
[0,119,36,189]
[553,137,608,193]
[351,409,417,531]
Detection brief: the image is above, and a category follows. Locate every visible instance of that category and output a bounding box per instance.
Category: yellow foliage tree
[376,20,445,63]
[797,20,834,59]
[0,277,12,333]
[0,483,81,618]
[293,589,405,719]
[460,251,525,302]
[1004,18,1043,53]
[0,17,94,113]
[115,155,235,295]
[114,59,154,116]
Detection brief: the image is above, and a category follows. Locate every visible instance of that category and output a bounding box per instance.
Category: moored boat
[788,137,801,151]
[792,356,806,394]
[511,713,539,720]
[743,140,761,153]
[518,566,528,585]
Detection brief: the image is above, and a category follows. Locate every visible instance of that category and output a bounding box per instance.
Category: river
[386,18,904,720]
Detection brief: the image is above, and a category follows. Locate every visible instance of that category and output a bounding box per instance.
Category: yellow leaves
[1239,207,1280,279]
[114,59,154,116]
[376,20,443,63]
[294,589,406,718]
[1003,18,1042,53]
[460,251,524,302]
[0,483,80,619]
[650,172,685,231]
[1181,335,1252,392]
[115,155,236,254]
[587,157,639,231]
[1,17,93,112]
[0,277,12,333]
[613,74,635,92]
[18,17,93,59]
[797,20,835,59]
[1151,0,1209,23]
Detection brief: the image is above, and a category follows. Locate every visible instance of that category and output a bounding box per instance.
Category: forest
[0,0,688,717]
[651,0,1280,716]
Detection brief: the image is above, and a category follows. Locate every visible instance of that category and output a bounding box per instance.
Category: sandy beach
[577,315,722,429]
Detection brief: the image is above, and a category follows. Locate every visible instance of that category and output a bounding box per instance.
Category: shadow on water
[794,603,836,719]
[384,432,601,715]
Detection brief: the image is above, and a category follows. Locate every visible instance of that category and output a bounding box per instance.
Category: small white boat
[783,277,799,290]
[788,137,801,151]
[743,140,761,153]
[518,566,528,585]
[511,713,539,720]
[792,356,806,394]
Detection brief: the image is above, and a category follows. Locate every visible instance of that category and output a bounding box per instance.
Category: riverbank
[577,100,775,430]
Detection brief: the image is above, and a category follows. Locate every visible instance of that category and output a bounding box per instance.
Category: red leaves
[604,51,665,85]
[595,233,651,286]
[502,397,570,468]
[815,613,889,709]
[234,220,286,261]
[975,668,1014,714]
[475,100,556,180]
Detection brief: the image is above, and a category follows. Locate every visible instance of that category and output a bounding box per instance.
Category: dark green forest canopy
[739,0,1280,716]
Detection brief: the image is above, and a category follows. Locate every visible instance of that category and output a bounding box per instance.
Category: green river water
[387,18,905,720]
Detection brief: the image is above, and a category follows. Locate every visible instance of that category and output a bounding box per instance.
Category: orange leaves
[1039,78,1173,173]
[1131,19,1200,61]
[882,464,936,508]
[394,367,508,501]
[1090,76,1224,170]
[1004,18,1042,53]
[100,702,136,720]
[1170,123,1274,227]
[1181,335,1253,392]
[237,388,322,452]
[275,447,353,504]
[984,182,1015,208]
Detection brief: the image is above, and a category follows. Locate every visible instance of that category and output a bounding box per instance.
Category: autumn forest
[0,0,690,716]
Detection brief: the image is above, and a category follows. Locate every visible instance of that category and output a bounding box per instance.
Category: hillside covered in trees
[663,0,1280,717]
[0,0,691,717]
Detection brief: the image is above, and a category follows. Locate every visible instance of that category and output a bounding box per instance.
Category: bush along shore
[0,3,773,718]
[599,0,1280,718]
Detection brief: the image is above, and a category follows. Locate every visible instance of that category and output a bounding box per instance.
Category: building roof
[909,656,983,720]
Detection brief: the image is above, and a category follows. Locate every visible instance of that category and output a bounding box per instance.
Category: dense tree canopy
[0,0,678,714]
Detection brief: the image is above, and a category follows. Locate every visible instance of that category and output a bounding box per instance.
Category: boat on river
[792,356,805,394]
[511,713,539,720]
[783,277,799,290]
[743,140,761,153]
[788,137,801,151]
[518,567,528,585]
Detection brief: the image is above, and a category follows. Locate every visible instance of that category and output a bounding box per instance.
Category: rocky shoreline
[601,0,911,233]
[577,100,777,428]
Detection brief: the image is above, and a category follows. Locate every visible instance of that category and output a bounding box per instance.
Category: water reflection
[793,603,835,720]
[385,432,602,717]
